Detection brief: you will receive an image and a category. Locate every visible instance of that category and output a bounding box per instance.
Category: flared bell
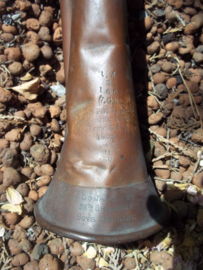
[35,0,170,244]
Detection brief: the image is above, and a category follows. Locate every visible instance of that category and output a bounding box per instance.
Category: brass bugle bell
[35,0,170,244]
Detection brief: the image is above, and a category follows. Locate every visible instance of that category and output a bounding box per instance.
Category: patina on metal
[35,0,169,244]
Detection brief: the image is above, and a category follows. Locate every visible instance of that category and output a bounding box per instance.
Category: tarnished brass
[35,0,169,244]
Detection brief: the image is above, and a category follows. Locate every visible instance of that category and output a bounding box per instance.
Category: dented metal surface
[35,0,169,244]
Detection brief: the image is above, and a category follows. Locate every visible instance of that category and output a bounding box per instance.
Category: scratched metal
[35,0,170,244]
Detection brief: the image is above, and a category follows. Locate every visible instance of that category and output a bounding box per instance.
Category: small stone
[32,243,49,260]
[156,9,165,17]
[155,83,168,99]
[153,73,166,84]
[150,64,161,74]
[173,74,183,85]
[148,112,164,125]
[162,33,174,45]
[50,84,66,97]
[166,77,177,89]
[124,257,136,269]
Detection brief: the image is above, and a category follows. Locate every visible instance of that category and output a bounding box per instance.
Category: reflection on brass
[35,0,169,244]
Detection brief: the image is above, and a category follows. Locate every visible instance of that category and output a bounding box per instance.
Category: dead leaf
[83,246,97,259]
[187,185,199,196]
[6,187,24,205]
[20,72,32,81]
[156,232,173,251]
[174,183,189,191]
[0,227,5,237]
[11,78,40,100]
[82,242,88,252]
[103,247,115,257]
[1,203,23,215]
[98,258,109,268]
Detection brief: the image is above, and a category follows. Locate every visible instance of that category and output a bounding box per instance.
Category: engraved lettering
[93,126,106,132]
[96,109,109,115]
[95,205,100,211]
[107,98,112,104]
[100,215,136,222]
[126,195,135,200]
[81,193,134,203]
[114,99,118,104]
[96,134,115,140]
[99,95,104,106]
[77,213,96,222]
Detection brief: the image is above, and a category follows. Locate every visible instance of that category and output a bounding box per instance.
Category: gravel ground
[0,0,203,269]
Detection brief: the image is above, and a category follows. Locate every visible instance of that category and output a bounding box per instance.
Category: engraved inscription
[100,215,136,222]
[79,203,136,212]
[96,133,115,141]
[77,213,96,222]
[99,96,118,106]
[71,71,137,166]
[76,213,136,223]
[100,149,112,162]
[81,193,135,202]
[76,193,137,224]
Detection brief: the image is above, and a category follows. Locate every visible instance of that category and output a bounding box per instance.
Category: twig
[154,177,185,183]
[148,92,163,109]
[167,120,200,131]
[62,237,69,270]
[179,138,197,146]
[27,67,35,74]
[153,165,170,169]
[0,60,13,65]
[146,0,157,9]
[1,257,12,270]
[133,250,140,270]
[175,13,186,27]
[149,53,166,61]
[149,53,157,62]
[149,128,198,160]
[38,133,54,144]
[0,114,39,125]
[163,27,183,34]
[188,146,203,183]
[152,152,173,162]
[170,89,185,99]
[166,126,170,152]
[0,114,25,121]
[147,9,157,19]
[0,30,25,50]
[107,248,122,270]
[147,65,156,92]
[174,57,202,124]
[195,166,203,176]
